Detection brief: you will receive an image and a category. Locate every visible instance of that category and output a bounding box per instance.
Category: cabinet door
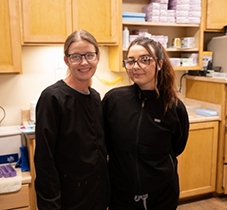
[72,0,117,44]
[21,0,72,44]
[178,121,218,199]
[0,184,30,209]
[206,0,227,30]
[0,0,22,74]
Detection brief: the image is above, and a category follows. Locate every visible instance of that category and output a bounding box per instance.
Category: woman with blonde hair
[35,30,110,210]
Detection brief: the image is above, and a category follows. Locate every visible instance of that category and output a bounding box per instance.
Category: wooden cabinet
[21,0,72,44]
[72,0,118,44]
[206,0,227,31]
[109,0,205,72]
[21,0,118,45]
[178,121,218,198]
[0,0,22,74]
[0,184,30,210]
[25,134,36,210]
[185,77,227,194]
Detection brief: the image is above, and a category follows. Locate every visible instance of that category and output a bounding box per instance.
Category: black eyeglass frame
[123,56,156,70]
[67,52,98,63]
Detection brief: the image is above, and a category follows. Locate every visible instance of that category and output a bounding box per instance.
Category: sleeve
[172,100,189,157]
[102,94,110,155]
[34,89,62,210]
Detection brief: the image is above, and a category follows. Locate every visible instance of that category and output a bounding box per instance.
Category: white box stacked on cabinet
[181,53,199,65]
[181,37,195,48]
[143,0,169,23]
[168,0,201,24]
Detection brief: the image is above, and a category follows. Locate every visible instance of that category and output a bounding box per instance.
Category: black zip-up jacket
[35,80,110,210]
[102,84,189,195]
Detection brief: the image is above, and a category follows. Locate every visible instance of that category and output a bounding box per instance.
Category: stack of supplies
[180,37,195,48]
[188,0,201,24]
[166,9,176,23]
[130,29,168,49]
[181,53,199,66]
[168,0,201,24]
[168,0,190,23]
[122,12,146,22]
[142,0,169,23]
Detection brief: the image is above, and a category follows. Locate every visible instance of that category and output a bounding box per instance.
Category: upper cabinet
[72,0,117,44]
[21,0,118,45]
[21,0,72,44]
[0,0,22,74]
[206,0,227,31]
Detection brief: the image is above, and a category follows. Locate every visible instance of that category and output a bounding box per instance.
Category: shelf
[123,21,200,28]
[174,66,200,71]
[123,47,199,52]
[167,48,199,52]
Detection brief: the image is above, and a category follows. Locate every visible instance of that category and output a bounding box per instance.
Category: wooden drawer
[0,184,30,210]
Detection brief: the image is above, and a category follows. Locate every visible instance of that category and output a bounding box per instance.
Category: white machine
[0,126,22,164]
[207,35,227,72]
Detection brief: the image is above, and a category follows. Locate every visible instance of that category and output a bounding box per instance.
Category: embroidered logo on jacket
[154,118,161,123]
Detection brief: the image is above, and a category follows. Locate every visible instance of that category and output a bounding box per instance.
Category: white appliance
[207,35,227,72]
[0,126,22,164]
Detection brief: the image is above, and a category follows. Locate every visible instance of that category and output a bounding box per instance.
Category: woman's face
[64,40,99,84]
[126,44,162,90]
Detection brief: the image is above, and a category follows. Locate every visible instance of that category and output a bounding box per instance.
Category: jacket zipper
[135,100,145,194]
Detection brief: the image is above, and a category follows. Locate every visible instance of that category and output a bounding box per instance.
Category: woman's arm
[172,100,189,157]
[34,89,62,210]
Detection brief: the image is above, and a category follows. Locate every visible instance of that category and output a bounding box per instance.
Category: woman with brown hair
[35,30,110,210]
[102,37,189,210]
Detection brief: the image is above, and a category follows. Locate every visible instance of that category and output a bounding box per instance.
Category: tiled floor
[177,195,227,210]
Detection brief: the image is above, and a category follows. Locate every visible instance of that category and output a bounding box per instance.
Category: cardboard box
[203,51,213,70]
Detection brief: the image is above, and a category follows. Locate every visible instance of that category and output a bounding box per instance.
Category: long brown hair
[126,37,178,112]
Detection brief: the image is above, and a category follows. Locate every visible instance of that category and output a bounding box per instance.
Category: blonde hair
[64,30,99,87]
[64,30,99,57]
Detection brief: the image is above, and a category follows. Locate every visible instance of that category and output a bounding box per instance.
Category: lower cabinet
[0,184,30,210]
[178,121,219,199]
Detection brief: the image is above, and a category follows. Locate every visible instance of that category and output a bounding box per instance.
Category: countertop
[180,98,221,123]
[22,171,31,184]
[185,75,227,84]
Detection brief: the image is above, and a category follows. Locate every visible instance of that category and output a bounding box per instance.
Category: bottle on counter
[123,27,129,48]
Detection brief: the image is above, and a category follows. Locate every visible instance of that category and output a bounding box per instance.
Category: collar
[133,83,159,101]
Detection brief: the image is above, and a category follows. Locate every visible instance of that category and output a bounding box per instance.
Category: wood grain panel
[0,0,22,73]
[0,0,12,67]
[22,0,72,43]
[73,0,117,44]
[29,0,67,36]
[206,0,227,30]
[0,184,30,210]
[180,121,218,198]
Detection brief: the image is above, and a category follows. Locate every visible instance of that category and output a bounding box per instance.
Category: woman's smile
[133,72,144,77]
[79,68,91,72]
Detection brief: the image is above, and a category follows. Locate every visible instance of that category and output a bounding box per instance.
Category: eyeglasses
[68,52,97,63]
[123,56,155,70]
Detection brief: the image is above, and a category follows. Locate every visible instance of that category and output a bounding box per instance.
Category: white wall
[0,46,130,126]
[0,46,186,126]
